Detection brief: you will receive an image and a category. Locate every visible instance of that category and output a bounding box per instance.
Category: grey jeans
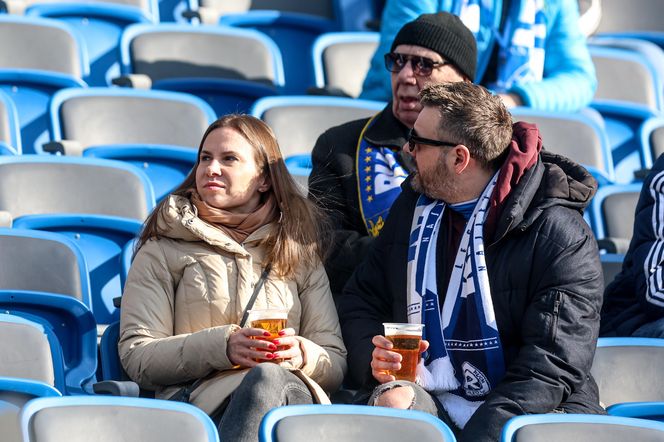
[217,363,313,442]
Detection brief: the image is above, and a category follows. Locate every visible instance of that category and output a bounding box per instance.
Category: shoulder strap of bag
[167,264,272,402]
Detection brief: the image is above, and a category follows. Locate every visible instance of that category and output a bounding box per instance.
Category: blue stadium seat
[639,117,664,168]
[119,24,284,116]
[0,15,88,154]
[608,401,664,422]
[0,291,97,395]
[220,11,338,94]
[20,396,220,442]
[589,183,642,252]
[259,404,456,442]
[594,0,664,50]
[26,3,154,87]
[48,87,215,155]
[592,337,664,409]
[99,321,128,382]
[0,313,67,395]
[511,107,615,184]
[501,413,664,441]
[312,32,379,98]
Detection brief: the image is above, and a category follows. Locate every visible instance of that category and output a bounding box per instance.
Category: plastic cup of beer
[383,323,424,382]
[248,308,288,362]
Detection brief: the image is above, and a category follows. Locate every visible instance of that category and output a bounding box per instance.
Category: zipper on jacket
[550,291,563,345]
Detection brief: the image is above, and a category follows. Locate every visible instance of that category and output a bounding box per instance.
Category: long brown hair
[136,114,328,278]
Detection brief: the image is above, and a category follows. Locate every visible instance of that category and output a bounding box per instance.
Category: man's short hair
[391,12,477,82]
[419,82,513,169]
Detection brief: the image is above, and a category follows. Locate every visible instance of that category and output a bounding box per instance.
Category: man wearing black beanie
[308,12,477,299]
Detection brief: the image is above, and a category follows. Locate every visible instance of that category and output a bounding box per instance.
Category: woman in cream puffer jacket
[119,115,346,441]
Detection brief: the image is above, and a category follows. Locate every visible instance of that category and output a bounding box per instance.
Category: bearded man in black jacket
[337,82,605,442]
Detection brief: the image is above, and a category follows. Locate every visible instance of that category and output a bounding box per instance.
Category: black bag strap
[167,264,272,402]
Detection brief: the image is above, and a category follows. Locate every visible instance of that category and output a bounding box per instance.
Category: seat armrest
[43,140,84,156]
[93,381,140,397]
[112,74,152,89]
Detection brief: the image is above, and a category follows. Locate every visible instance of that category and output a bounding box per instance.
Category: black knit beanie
[390,12,477,82]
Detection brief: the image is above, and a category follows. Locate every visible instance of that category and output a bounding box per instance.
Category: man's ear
[452,144,472,174]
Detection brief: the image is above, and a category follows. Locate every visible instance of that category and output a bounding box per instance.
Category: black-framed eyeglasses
[407,129,458,152]
[384,52,451,77]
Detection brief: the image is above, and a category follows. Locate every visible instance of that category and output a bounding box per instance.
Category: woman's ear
[257,173,271,193]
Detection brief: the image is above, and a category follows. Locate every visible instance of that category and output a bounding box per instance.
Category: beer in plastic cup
[383,323,424,382]
[248,308,288,362]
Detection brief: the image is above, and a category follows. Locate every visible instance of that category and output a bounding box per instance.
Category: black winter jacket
[338,150,605,442]
[308,104,414,296]
[601,153,664,336]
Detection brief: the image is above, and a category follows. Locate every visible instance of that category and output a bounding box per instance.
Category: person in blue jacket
[361,0,597,112]
[601,153,664,337]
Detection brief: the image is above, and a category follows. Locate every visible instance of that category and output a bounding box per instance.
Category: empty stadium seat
[608,402,664,422]
[639,117,664,168]
[589,183,641,253]
[48,87,215,155]
[594,0,664,48]
[251,95,384,159]
[259,404,456,442]
[0,291,98,395]
[600,253,625,288]
[20,396,220,442]
[312,32,379,98]
[511,107,614,183]
[0,15,88,154]
[26,2,155,87]
[220,11,337,94]
[591,337,664,409]
[501,413,664,442]
[118,24,284,115]
[0,313,66,393]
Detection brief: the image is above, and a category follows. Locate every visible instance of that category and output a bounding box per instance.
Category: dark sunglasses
[384,52,451,77]
[407,129,458,152]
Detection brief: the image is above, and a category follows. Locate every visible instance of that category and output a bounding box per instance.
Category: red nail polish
[278,330,286,336]
[272,340,280,345]
[266,353,275,359]
[263,331,271,337]
[268,344,277,350]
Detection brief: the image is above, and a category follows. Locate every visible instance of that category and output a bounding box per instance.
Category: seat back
[312,32,379,98]
[595,0,664,34]
[502,413,664,442]
[511,107,613,181]
[590,184,641,242]
[640,117,664,167]
[0,156,155,221]
[0,90,20,153]
[99,321,129,381]
[251,96,384,158]
[600,253,625,288]
[591,337,664,407]
[50,88,215,151]
[0,314,65,392]
[121,24,284,86]
[589,45,662,111]
[0,229,89,304]
[21,396,219,442]
[0,15,86,78]
[8,0,157,18]
[259,404,456,442]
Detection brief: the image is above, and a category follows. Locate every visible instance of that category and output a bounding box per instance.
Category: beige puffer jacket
[119,195,347,414]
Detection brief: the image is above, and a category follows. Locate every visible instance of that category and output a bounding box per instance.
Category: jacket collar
[364,103,410,150]
[157,195,275,256]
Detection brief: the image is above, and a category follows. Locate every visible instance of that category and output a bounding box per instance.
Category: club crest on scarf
[407,174,505,428]
[357,119,408,238]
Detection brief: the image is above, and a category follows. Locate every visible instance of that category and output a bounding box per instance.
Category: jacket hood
[489,124,597,243]
[155,195,274,256]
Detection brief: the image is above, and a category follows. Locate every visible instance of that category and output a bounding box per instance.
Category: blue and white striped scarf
[407,174,505,428]
[458,0,546,91]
